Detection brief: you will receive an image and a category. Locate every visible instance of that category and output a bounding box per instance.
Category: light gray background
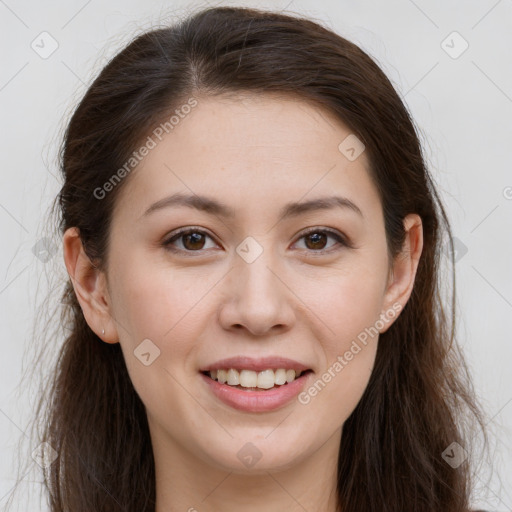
[1,0,511,510]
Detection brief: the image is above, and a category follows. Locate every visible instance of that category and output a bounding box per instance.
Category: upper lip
[199,356,312,373]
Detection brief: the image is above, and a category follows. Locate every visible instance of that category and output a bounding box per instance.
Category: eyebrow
[141,192,363,220]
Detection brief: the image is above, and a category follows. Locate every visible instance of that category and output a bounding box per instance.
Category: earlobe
[62,227,118,344]
[380,214,423,333]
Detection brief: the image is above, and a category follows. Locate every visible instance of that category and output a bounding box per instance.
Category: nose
[217,246,296,337]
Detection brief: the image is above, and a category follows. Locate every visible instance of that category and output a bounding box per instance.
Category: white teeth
[286,369,296,383]
[205,368,307,389]
[257,369,275,389]
[274,368,287,385]
[239,369,257,387]
[227,369,239,386]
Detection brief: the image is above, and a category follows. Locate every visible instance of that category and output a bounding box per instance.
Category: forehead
[114,93,380,223]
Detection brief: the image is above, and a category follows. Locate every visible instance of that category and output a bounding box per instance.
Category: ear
[62,227,119,344]
[380,213,423,333]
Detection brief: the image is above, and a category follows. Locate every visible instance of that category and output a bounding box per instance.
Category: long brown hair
[6,6,490,511]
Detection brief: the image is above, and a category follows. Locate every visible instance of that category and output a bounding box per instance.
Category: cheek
[109,251,217,389]
[299,261,388,345]
[295,261,385,414]
[314,281,382,393]
[110,250,213,340]
[298,273,381,422]
[109,256,207,413]
[306,345,377,431]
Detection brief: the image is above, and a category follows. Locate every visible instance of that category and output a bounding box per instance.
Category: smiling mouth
[200,369,313,391]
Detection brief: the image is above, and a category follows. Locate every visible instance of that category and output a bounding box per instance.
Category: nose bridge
[236,235,283,304]
[219,234,294,334]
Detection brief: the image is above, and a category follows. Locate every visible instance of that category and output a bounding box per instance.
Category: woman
[7,5,491,512]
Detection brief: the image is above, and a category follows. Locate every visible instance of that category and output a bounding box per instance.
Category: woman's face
[70,93,421,475]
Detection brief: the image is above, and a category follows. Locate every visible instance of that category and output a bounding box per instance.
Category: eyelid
[292,226,352,251]
[162,226,353,254]
[163,227,220,252]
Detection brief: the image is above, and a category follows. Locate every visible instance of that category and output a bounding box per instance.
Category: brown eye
[181,232,207,250]
[304,232,328,250]
[163,229,217,254]
[294,228,348,253]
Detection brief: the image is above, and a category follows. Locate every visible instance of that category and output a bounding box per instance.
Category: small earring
[102,328,105,335]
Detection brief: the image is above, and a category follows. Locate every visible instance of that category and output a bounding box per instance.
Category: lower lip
[200,371,312,413]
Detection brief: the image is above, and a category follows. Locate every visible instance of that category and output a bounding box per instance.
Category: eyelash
[162,226,351,256]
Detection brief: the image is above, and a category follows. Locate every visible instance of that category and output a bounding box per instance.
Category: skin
[63,93,423,512]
